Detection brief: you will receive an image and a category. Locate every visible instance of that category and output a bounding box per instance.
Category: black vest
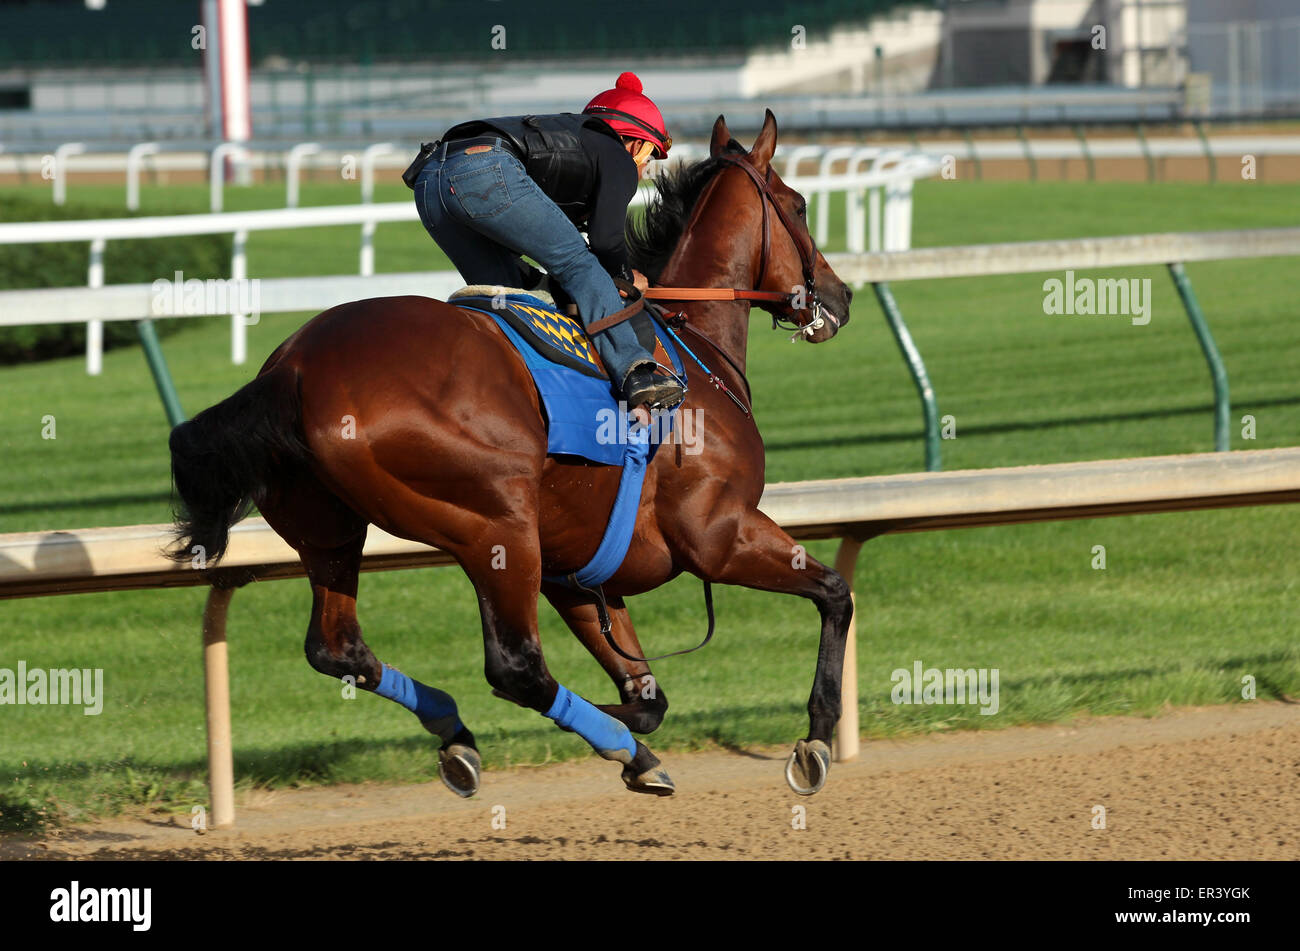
[440,113,623,225]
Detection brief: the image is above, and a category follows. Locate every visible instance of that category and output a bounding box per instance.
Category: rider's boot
[623,361,685,412]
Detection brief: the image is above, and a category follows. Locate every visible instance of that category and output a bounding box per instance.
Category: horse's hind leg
[542,583,667,735]
[294,532,480,797]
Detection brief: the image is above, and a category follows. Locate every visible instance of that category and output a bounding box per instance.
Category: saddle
[448,286,685,467]
[447,286,688,592]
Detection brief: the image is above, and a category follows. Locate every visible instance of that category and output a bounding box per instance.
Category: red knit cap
[583,72,672,159]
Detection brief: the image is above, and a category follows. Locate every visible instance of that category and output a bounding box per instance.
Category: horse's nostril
[845,286,854,304]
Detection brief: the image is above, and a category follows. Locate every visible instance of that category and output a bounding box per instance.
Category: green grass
[1,177,1297,832]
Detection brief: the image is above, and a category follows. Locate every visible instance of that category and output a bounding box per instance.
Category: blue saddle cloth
[451,292,686,587]
[451,292,684,466]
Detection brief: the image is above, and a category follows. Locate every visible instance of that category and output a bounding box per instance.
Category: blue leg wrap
[374,665,463,741]
[545,684,637,763]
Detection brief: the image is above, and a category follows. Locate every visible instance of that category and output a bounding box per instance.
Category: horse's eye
[797,202,807,218]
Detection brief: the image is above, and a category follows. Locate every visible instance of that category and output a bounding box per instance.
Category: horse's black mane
[626,140,747,282]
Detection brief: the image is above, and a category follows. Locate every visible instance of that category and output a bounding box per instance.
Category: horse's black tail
[168,365,310,566]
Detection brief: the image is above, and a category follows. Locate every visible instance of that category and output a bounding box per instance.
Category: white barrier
[0,140,939,237]
[0,158,938,373]
[12,133,1300,211]
[0,271,470,326]
[2,224,1292,339]
[3,447,1298,827]
[824,227,1300,283]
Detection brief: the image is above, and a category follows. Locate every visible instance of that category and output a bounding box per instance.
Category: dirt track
[5,702,1298,860]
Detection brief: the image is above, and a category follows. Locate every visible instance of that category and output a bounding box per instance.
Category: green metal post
[873,282,941,471]
[1168,263,1229,452]
[136,319,187,428]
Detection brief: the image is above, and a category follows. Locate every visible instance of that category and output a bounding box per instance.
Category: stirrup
[624,365,685,412]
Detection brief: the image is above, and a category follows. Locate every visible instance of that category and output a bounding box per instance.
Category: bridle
[647,151,841,342]
[584,154,839,665]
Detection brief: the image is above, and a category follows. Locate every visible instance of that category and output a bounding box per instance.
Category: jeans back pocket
[448,162,510,220]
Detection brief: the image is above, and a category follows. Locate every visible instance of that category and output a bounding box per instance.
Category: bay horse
[168,111,855,799]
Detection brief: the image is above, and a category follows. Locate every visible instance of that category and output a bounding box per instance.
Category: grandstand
[0,0,909,66]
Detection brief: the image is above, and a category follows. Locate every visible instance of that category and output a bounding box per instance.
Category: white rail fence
[0,139,940,235]
[3,448,1298,827]
[4,133,1295,212]
[0,157,938,374]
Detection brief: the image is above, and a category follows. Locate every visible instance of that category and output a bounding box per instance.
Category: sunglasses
[630,140,657,164]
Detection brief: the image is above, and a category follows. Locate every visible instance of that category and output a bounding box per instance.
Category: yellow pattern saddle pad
[448,285,673,380]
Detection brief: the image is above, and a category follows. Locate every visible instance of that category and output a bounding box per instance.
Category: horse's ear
[709,115,732,157]
[750,109,778,171]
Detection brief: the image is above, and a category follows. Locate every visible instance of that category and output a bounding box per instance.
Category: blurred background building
[0,0,1296,145]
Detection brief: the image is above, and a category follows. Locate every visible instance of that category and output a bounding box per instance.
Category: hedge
[0,194,231,364]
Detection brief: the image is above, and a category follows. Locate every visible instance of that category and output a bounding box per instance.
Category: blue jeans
[413,137,653,388]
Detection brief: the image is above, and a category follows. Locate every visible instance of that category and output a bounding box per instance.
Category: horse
[168,111,856,799]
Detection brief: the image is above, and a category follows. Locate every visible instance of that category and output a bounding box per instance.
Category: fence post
[962,128,982,180]
[815,146,856,248]
[873,281,941,471]
[1135,123,1157,183]
[286,143,322,209]
[53,142,85,206]
[203,585,237,829]
[209,143,248,213]
[1073,124,1094,181]
[86,237,105,376]
[359,144,394,277]
[832,536,863,763]
[1015,125,1037,181]
[1168,262,1230,451]
[125,142,160,211]
[231,229,248,364]
[1193,119,1217,184]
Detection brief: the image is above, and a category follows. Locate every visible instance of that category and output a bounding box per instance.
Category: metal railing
[825,227,1300,470]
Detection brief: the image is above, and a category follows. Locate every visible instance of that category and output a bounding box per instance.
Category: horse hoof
[438,743,481,798]
[785,739,830,796]
[620,739,675,796]
[622,764,675,796]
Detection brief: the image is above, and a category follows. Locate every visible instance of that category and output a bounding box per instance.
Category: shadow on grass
[0,490,172,518]
[852,649,1299,711]
[3,649,1294,833]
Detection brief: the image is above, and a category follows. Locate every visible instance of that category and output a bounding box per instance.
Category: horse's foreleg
[541,583,668,735]
[298,538,479,797]
[465,536,674,795]
[683,508,853,795]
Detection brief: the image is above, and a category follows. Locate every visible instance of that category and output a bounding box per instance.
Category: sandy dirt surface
[4,702,1297,861]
